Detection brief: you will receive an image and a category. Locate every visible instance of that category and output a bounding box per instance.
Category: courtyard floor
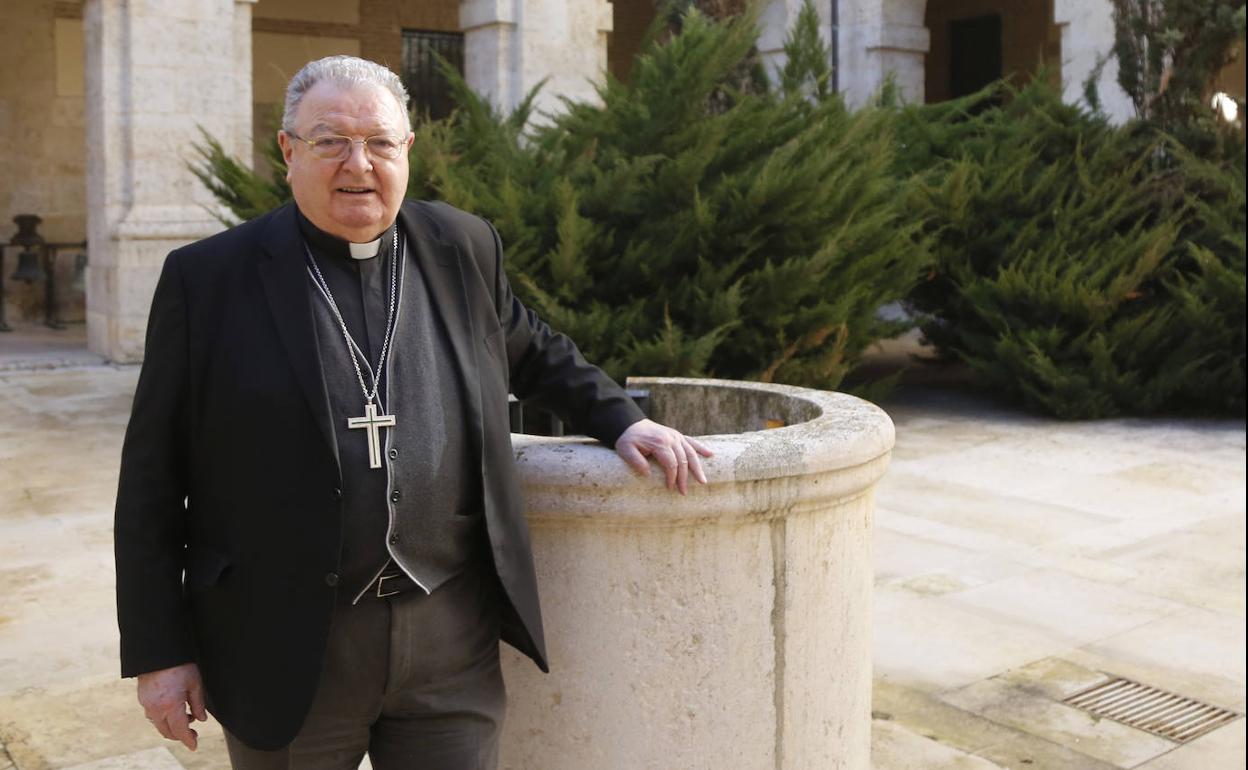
[0,333,1243,769]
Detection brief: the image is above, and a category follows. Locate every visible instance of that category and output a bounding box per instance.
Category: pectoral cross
[347,402,396,469]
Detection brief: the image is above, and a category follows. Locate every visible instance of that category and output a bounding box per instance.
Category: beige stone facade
[0,0,1239,358]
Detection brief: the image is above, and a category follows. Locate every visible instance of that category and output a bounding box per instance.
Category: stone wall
[0,0,87,326]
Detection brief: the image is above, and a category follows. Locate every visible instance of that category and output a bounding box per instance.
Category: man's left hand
[615,419,713,495]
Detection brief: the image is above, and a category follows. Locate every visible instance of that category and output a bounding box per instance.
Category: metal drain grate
[1063,676,1243,743]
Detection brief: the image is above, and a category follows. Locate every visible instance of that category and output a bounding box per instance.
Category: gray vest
[307,224,485,605]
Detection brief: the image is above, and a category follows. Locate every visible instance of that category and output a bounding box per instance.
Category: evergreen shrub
[194,5,929,393]
[894,82,1245,418]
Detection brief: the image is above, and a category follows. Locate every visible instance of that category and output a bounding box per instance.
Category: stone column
[84,0,256,363]
[461,0,613,117]
[1053,0,1134,122]
[500,378,894,770]
[838,0,929,107]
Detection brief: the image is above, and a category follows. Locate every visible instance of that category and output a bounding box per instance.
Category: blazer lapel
[398,202,486,471]
[257,203,341,470]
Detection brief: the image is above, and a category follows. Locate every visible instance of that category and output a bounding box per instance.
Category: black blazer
[114,200,644,750]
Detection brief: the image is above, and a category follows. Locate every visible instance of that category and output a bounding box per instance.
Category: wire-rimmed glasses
[286,131,407,161]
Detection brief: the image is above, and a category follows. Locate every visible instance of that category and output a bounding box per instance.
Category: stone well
[499,377,895,770]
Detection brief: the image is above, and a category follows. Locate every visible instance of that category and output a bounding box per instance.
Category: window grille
[400,29,464,121]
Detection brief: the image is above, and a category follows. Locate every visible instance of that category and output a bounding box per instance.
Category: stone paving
[869,385,1245,769]
[0,326,102,373]
[0,348,1243,769]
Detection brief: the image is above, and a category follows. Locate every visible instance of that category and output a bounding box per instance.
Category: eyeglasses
[287,131,407,161]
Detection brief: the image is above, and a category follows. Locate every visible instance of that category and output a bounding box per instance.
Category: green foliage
[1160,140,1247,413]
[1109,0,1246,155]
[895,81,1245,418]
[193,5,928,393]
[779,0,832,101]
[189,127,290,225]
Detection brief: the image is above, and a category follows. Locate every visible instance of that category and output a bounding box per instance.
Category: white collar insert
[348,237,382,260]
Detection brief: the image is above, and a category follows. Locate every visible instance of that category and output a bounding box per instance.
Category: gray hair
[282,55,411,134]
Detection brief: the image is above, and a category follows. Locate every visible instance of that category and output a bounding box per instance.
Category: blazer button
[389,447,398,460]
[331,487,343,501]
[389,534,399,545]
[390,489,401,503]
[324,572,339,587]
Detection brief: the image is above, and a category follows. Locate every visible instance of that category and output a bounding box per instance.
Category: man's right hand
[137,662,208,750]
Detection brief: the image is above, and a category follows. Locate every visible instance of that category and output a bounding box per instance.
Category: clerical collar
[296,208,395,262]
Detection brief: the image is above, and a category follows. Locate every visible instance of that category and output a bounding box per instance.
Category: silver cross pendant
[347,402,396,469]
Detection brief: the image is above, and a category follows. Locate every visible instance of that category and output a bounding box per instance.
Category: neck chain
[303,226,405,469]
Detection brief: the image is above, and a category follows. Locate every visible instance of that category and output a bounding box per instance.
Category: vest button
[331,487,343,501]
[324,572,339,587]
[389,534,399,545]
[389,447,398,460]
[390,489,401,503]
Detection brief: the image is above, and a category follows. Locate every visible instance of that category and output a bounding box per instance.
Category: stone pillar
[1053,0,1134,122]
[500,378,894,770]
[461,0,613,117]
[84,0,255,363]
[757,0,834,83]
[839,0,929,107]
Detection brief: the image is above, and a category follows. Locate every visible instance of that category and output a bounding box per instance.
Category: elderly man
[114,55,710,769]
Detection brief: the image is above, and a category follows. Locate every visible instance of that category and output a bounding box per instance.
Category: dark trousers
[224,564,506,770]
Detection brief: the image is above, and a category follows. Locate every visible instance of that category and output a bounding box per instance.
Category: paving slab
[1132,719,1247,769]
[873,679,1121,770]
[942,569,1189,649]
[60,748,183,770]
[871,719,1005,770]
[874,587,1066,693]
[881,472,1118,548]
[1071,606,1247,711]
[1087,529,1247,617]
[873,525,989,588]
[941,678,1175,767]
[993,656,1121,701]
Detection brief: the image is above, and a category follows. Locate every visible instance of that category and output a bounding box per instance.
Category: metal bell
[9,215,47,283]
[11,247,46,283]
